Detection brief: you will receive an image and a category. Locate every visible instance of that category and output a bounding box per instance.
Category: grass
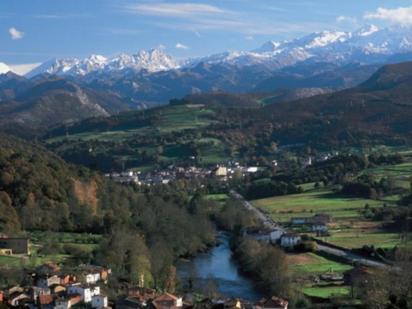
[288,253,352,277]
[253,189,382,222]
[303,286,351,299]
[46,104,228,170]
[362,162,412,189]
[252,189,403,249]
[288,253,353,300]
[47,105,217,144]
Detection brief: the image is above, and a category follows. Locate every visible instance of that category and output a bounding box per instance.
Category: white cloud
[9,63,41,75]
[365,6,412,26]
[245,35,254,41]
[9,27,24,40]
[124,3,225,17]
[175,43,189,49]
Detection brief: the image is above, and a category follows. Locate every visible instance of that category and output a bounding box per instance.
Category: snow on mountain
[0,62,11,74]
[26,48,179,78]
[193,25,412,69]
[26,25,412,78]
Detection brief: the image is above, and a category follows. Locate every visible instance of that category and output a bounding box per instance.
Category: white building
[85,272,101,285]
[269,229,285,243]
[67,284,100,303]
[247,167,259,173]
[37,275,61,289]
[280,234,301,248]
[91,295,108,309]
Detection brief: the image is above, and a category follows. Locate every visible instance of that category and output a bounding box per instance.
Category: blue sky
[1,0,412,70]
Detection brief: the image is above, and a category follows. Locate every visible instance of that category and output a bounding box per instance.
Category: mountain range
[1,25,412,135]
[25,25,412,77]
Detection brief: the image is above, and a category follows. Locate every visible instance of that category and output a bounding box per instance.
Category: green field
[288,253,353,300]
[362,162,412,189]
[288,253,352,277]
[303,286,351,299]
[0,231,101,269]
[47,105,217,144]
[252,189,403,248]
[46,104,229,170]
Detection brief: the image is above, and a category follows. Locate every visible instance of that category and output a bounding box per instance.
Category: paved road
[230,190,389,269]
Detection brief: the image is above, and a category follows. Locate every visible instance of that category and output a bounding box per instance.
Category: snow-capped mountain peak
[357,24,379,37]
[253,41,283,53]
[305,30,349,49]
[26,48,179,77]
[0,62,11,74]
[25,25,412,78]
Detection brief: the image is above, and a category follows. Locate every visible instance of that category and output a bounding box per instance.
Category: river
[176,232,263,301]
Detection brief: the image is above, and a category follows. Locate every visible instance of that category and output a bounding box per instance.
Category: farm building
[0,237,30,255]
[280,234,301,248]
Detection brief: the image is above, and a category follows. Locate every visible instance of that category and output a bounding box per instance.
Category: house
[255,296,288,309]
[0,237,30,255]
[85,272,101,285]
[269,229,285,243]
[79,266,111,284]
[312,224,328,233]
[152,293,183,309]
[290,217,308,225]
[246,167,259,173]
[92,294,108,309]
[8,292,31,307]
[280,234,301,248]
[311,214,331,225]
[67,284,100,303]
[52,285,66,295]
[60,274,76,286]
[243,228,284,244]
[30,286,51,302]
[214,166,228,177]
[291,214,332,226]
[6,286,24,296]
[38,294,54,309]
[54,295,81,309]
[37,275,61,289]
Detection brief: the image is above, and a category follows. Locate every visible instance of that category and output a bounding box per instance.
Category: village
[104,162,263,186]
[104,150,341,186]
[0,258,290,309]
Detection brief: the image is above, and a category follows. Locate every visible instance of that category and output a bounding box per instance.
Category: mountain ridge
[23,25,412,78]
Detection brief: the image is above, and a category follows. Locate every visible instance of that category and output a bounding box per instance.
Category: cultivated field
[252,189,405,249]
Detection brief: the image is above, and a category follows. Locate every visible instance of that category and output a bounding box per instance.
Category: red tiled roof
[39,294,54,306]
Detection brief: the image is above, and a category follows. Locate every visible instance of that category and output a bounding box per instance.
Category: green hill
[44,61,412,172]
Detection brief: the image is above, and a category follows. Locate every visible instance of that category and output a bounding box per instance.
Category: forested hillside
[0,134,215,288]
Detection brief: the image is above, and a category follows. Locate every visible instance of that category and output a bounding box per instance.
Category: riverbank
[176,231,263,301]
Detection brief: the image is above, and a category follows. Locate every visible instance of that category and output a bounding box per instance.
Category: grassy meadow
[252,188,404,249]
